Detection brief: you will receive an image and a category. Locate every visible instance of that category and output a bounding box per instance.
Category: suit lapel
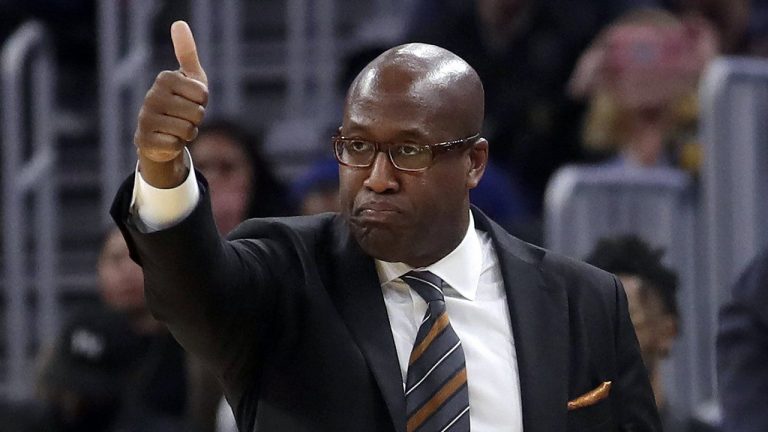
[328,217,406,432]
[473,209,570,432]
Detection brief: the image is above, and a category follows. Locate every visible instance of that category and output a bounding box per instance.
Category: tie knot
[402,271,445,303]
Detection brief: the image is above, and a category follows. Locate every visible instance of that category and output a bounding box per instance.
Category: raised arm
[112,22,281,399]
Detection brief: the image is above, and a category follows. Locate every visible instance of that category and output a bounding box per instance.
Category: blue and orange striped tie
[403,270,470,432]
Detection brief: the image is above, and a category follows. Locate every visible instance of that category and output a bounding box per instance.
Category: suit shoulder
[506,236,620,303]
[497,231,618,292]
[541,248,618,293]
[480,210,620,301]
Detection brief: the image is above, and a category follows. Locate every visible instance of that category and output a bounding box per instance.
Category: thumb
[171,21,208,85]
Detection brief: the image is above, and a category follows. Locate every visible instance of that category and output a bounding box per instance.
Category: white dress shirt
[376,215,523,431]
[133,158,524,431]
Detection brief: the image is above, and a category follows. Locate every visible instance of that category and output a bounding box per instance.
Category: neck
[405,209,471,268]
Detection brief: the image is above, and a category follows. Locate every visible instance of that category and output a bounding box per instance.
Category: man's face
[620,275,677,373]
[339,72,485,267]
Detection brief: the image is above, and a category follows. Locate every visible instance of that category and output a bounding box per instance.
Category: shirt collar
[375,212,482,300]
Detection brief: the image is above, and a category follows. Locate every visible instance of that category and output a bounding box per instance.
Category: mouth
[352,202,403,224]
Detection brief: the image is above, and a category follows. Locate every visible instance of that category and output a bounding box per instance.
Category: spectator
[586,236,678,411]
[190,120,294,234]
[98,228,161,334]
[666,0,750,55]
[468,160,538,243]
[586,235,717,432]
[34,307,142,432]
[405,0,633,211]
[717,247,768,432]
[569,7,717,172]
[291,158,340,215]
[98,228,189,431]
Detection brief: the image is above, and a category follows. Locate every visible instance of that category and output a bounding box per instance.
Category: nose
[363,151,399,193]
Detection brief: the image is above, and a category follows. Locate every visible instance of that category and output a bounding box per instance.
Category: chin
[352,225,410,263]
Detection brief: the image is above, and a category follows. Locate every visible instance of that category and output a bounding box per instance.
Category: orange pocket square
[567,381,612,410]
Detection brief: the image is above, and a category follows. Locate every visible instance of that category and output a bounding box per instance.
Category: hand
[134,21,209,188]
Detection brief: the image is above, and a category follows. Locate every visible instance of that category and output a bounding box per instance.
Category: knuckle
[156,70,175,84]
[137,107,153,125]
[145,147,182,163]
[189,127,200,142]
[193,105,206,124]
[133,130,152,149]
[185,123,197,141]
[143,89,163,111]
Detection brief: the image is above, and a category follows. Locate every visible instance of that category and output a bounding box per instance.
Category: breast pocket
[566,397,614,431]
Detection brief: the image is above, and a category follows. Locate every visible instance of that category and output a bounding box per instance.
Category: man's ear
[467,138,488,189]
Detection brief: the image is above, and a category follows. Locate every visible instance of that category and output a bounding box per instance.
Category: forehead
[193,133,248,159]
[343,91,438,139]
[343,62,467,140]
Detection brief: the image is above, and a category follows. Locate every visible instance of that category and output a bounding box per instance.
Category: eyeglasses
[332,133,480,172]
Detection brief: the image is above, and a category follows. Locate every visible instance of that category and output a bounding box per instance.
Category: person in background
[290,158,341,215]
[98,228,162,334]
[586,236,678,411]
[586,235,718,432]
[190,119,294,234]
[97,228,190,431]
[33,307,142,432]
[568,7,717,172]
[0,307,140,432]
[405,0,633,211]
[717,247,768,432]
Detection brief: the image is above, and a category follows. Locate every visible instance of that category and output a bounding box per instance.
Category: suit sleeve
[111,173,285,399]
[717,250,768,432]
[611,275,663,431]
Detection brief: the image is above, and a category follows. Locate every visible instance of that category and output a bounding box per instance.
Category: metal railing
[700,57,768,308]
[1,20,59,399]
[699,57,768,401]
[191,0,244,117]
[98,0,159,224]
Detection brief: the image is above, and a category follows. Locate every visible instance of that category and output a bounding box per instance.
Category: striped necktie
[402,270,470,432]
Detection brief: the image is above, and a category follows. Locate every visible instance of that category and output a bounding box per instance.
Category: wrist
[137,150,188,189]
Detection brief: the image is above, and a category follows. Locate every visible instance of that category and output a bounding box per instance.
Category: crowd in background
[1,0,768,431]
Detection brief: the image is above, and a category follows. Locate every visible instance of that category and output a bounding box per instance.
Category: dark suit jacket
[112,174,660,432]
[717,247,768,432]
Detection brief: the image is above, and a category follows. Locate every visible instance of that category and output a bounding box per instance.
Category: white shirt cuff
[130,148,200,232]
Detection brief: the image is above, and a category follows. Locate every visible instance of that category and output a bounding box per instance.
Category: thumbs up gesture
[134,21,209,188]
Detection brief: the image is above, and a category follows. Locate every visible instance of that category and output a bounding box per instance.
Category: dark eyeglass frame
[332,133,480,172]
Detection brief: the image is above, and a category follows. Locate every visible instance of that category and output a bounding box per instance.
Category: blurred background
[1,0,768,431]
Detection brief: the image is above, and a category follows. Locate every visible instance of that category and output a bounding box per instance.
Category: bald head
[346,43,485,138]
[338,44,490,267]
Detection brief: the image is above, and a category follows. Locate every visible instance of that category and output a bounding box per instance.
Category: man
[718,247,768,432]
[112,21,660,431]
